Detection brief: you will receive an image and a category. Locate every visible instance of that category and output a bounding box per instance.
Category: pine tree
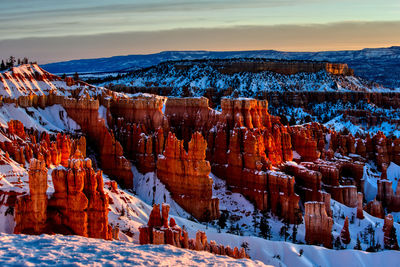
[0,60,5,70]
[217,211,228,229]
[240,241,250,254]
[279,223,290,241]
[334,236,342,250]
[354,235,362,250]
[259,216,272,240]
[252,210,259,233]
[73,72,80,81]
[291,225,298,243]
[7,56,15,68]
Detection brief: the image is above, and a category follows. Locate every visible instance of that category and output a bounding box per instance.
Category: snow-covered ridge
[42,46,400,88]
[102,59,392,94]
[0,64,104,99]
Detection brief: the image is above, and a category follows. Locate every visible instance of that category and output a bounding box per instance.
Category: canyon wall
[63,97,133,188]
[211,61,353,76]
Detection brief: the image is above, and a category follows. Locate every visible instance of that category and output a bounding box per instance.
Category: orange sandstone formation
[383,214,399,250]
[364,199,385,219]
[14,157,112,240]
[139,204,248,259]
[14,159,48,234]
[63,97,133,188]
[304,201,333,248]
[340,217,351,245]
[357,192,364,219]
[156,132,219,221]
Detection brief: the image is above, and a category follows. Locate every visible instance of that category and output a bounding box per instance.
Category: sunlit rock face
[304,201,333,248]
[3,64,400,252]
[139,203,248,259]
[63,97,133,188]
[14,157,112,240]
[157,132,219,221]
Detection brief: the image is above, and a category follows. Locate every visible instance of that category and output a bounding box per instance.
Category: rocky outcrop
[283,163,322,202]
[357,192,364,219]
[14,156,112,240]
[0,121,86,169]
[113,119,164,174]
[139,204,248,259]
[304,201,333,248]
[109,94,167,131]
[364,199,385,219]
[157,132,219,221]
[48,157,111,239]
[377,179,400,212]
[290,126,320,161]
[7,120,26,140]
[14,159,48,234]
[63,97,133,188]
[165,97,214,143]
[340,217,351,245]
[383,214,399,250]
[267,91,400,109]
[212,61,353,76]
[267,171,301,223]
[204,98,296,221]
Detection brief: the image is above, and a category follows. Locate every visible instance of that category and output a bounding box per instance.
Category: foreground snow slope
[0,233,266,266]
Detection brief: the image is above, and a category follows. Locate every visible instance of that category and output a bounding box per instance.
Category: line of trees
[0,56,37,71]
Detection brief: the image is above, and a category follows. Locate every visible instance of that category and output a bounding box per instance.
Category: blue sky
[0,0,399,63]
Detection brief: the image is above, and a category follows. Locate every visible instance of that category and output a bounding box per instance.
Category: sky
[0,0,399,63]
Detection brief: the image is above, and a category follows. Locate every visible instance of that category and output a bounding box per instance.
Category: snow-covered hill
[100,59,391,93]
[0,64,104,99]
[41,46,400,88]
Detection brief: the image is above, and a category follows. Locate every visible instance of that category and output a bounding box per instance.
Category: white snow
[0,233,266,266]
[387,162,400,193]
[0,104,80,133]
[132,166,190,219]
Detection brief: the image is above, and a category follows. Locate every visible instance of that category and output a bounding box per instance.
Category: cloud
[0,0,349,40]
[0,20,399,64]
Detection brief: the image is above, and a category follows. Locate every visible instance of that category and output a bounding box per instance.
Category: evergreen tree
[291,225,298,243]
[240,241,250,254]
[354,235,362,250]
[7,56,15,68]
[0,60,5,70]
[252,210,259,233]
[259,216,272,240]
[279,223,290,241]
[334,236,342,250]
[217,211,228,229]
[73,72,80,81]
[366,224,375,247]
